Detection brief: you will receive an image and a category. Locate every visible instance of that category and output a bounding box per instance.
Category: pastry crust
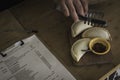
[71,38,91,62]
[82,27,112,41]
[71,21,92,37]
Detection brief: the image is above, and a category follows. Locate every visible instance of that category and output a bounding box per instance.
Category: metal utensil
[79,10,107,27]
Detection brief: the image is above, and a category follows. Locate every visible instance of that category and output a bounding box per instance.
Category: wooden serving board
[68,27,113,66]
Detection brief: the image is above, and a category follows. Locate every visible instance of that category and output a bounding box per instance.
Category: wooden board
[68,27,113,66]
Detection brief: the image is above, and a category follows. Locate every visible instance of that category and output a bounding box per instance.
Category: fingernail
[74,18,79,22]
[85,11,88,16]
[63,9,69,16]
[81,12,85,16]
[66,12,70,16]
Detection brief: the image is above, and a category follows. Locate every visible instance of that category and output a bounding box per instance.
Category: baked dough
[71,38,91,62]
[71,21,92,37]
[82,27,112,40]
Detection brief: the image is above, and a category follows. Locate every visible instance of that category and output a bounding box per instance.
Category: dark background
[0,0,23,11]
[0,0,120,80]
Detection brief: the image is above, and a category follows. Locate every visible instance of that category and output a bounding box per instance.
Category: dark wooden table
[0,0,120,79]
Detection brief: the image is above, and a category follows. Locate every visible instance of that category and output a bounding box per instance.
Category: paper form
[0,35,76,80]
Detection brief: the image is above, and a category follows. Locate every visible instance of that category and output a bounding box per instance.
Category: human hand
[58,0,88,22]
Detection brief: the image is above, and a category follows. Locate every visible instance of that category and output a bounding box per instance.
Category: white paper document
[0,35,76,80]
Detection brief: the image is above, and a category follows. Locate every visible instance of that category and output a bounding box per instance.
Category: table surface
[0,0,120,80]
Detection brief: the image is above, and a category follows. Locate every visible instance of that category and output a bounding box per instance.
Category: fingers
[59,0,88,22]
[60,0,70,16]
[66,0,79,22]
[80,0,88,15]
[73,0,85,16]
